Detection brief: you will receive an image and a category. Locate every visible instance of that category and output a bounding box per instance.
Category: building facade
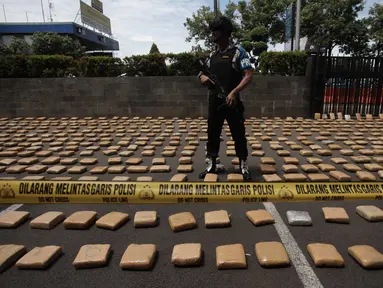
[0,22,119,57]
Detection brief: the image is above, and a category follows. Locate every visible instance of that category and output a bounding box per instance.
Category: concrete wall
[0,35,32,46]
[1,35,15,46]
[0,76,311,118]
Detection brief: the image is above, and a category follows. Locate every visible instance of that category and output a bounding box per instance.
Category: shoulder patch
[240,57,251,68]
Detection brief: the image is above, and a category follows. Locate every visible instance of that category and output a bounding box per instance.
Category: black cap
[209,16,234,34]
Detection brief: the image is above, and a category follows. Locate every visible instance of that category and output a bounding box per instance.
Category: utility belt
[208,89,245,115]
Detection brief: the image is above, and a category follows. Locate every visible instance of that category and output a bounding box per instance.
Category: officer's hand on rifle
[226,91,237,106]
[200,74,215,85]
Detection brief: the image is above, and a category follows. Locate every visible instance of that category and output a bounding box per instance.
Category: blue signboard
[284,4,294,42]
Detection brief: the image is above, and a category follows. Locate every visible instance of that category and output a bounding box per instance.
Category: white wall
[1,35,15,46]
[24,35,33,45]
[0,34,30,46]
[284,37,308,51]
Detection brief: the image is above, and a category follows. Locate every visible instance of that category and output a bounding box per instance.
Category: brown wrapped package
[16,246,62,269]
[216,244,247,269]
[120,244,156,270]
[171,243,202,266]
[307,243,345,267]
[348,245,383,269]
[255,242,290,267]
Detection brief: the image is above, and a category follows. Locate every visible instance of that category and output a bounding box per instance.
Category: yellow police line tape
[0,180,383,204]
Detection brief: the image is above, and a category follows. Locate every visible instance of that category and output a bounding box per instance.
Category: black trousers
[206,93,248,160]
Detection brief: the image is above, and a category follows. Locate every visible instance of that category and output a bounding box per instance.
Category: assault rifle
[198,57,245,115]
[199,58,227,99]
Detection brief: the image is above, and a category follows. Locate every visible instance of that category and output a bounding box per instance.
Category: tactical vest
[209,47,243,98]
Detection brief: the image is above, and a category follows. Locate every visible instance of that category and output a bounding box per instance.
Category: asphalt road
[0,116,382,182]
[1,201,383,288]
[275,200,383,288]
[1,117,383,287]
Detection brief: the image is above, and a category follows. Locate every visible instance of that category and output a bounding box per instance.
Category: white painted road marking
[1,202,320,288]
[0,204,24,216]
[263,202,323,288]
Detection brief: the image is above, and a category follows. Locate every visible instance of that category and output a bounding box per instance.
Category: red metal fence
[316,56,383,115]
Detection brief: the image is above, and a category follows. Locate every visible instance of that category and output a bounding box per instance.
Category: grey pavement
[1,116,383,287]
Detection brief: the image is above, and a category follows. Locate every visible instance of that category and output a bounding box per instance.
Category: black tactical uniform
[198,16,251,181]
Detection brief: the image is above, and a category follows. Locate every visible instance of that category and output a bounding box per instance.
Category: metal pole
[214,0,218,17]
[48,0,53,22]
[40,0,46,22]
[291,3,295,51]
[26,12,29,22]
[2,5,7,23]
[295,0,301,51]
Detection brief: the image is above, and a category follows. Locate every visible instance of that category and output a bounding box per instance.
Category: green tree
[31,32,85,58]
[237,0,292,45]
[184,0,372,56]
[0,43,12,55]
[300,0,365,53]
[367,3,383,56]
[60,35,86,58]
[184,2,241,50]
[191,44,206,53]
[184,0,292,52]
[149,43,160,54]
[9,37,31,54]
[338,19,370,56]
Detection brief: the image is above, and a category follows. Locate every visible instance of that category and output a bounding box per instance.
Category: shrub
[250,27,269,42]
[9,37,31,55]
[252,42,268,56]
[0,44,12,56]
[167,52,209,76]
[79,57,124,77]
[0,55,29,77]
[31,32,85,58]
[241,41,254,53]
[258,51,307,76]
[27,55,74,78]
[124,54,168,76]
[0,51,308,78]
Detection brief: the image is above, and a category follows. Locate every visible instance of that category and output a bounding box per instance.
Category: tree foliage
[184,0,292,56]
[259,51,307,76]
[367,3,383,56]
[9,37,31,55]
[184,6,216,49]
[301,1,382,56]
[184,0,381,57]
[184,2,242,50]
[237,0,292,45]
[149,43,160,54]
[301,0,365,53]
[184,0,292,49]
[0,51,306,78]
[31,32,85,58]
[338,19,370,56]
[0,44,12,56]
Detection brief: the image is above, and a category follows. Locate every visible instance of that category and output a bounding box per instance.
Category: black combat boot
[239,159,251,181]
[199,157,217,179]
[205,157,225,172]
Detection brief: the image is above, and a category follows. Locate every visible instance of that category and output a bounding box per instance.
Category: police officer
[198,16,253,181]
